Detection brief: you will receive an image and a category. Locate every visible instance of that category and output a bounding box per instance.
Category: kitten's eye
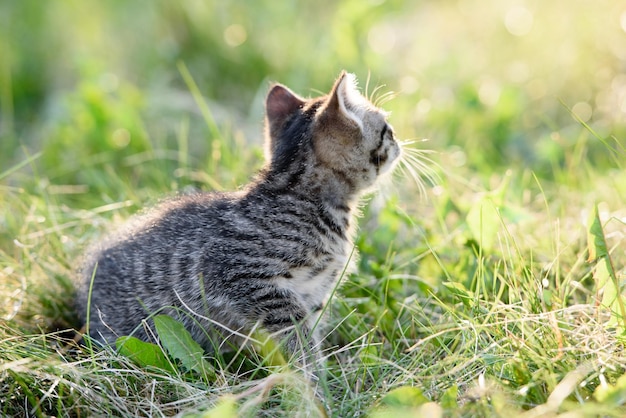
[380,123,393,141]
[380,124,388,141]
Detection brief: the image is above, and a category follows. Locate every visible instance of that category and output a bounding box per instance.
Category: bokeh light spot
[507,61,530,83]
[478,79,501,107]
[112,128,131,148]
[368,23,396,54]
[224,24,247,47]
[414,99,431,120]
[572,102,592,122]
[400,76,419,94]
[504,6,534,36]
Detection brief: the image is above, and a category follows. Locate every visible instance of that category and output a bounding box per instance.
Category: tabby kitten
[77,71,400,374]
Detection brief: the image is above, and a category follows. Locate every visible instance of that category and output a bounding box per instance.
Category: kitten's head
[265,71,400,194]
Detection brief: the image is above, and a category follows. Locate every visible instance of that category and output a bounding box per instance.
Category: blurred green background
[1,0,625,190]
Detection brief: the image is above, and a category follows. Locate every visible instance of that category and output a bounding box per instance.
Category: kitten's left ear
[325,71,369,130]
[266,84,305,140]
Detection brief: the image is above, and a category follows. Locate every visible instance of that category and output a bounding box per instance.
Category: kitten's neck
[260,161,357,205]
[313,162,360,210]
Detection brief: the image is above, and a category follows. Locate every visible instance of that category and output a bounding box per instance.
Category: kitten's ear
[325,71,369,131]
[265,84,305,140]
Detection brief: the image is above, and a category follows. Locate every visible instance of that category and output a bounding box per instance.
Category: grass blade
[0,151,41,181]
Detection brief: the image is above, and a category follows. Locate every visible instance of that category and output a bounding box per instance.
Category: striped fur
[76,71,400,374]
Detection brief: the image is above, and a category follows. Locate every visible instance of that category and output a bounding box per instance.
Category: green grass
[2,1,626,416]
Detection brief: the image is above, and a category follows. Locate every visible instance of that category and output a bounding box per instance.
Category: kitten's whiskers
[396,139,441,199]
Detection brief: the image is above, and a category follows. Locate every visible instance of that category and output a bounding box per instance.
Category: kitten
[76,71,400,375]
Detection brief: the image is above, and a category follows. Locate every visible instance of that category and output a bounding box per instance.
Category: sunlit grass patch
[3,99,625,416]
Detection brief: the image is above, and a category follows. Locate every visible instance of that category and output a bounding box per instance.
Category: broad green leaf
[587,205,609,261]
[586,205,626,339]
[370,404,442,418]
[542,288,553,307]
[199,395,238,418]
[371,386,441,418]
[379,386,429,407]
[440,384,458,410]
[116,336,175,373]
[250,329,287,368]
[499,204,532,224]
[153,315,216,380]
[443,281,475,307]
[359,343,380,367]
[465,171,512,252]
[466,197,500,252]
[594,372,626,406]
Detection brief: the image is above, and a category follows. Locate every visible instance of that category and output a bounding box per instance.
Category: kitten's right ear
[265,84,305,140]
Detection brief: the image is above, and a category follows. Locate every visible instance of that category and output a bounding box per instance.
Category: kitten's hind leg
[267,320,323,385]
[241,287,322,380]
